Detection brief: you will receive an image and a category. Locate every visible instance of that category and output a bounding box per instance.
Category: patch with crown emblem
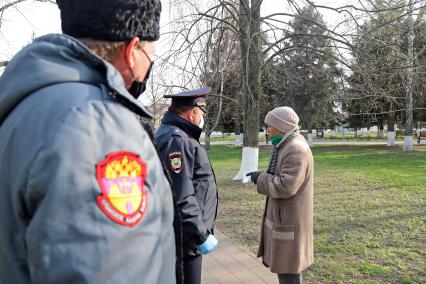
[96,152,148,227]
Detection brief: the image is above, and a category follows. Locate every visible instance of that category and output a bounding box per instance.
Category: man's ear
[187,108,196,123]
[124,37,141,68]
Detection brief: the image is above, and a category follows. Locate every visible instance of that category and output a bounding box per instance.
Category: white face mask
[198,116,205,129]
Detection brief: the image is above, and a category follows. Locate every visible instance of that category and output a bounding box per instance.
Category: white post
[233,147,259,183]
[387,131,395,146]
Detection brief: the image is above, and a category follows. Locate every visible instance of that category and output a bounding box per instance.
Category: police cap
[164,87,211,112]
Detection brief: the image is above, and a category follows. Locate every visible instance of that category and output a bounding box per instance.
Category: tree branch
[0,0,28,12]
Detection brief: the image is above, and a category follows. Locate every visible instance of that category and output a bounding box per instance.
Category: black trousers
[277,273,303,284]
[183,254,202,284]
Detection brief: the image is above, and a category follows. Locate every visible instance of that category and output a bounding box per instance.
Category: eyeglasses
[142,49,153,64]
[136,43,154,64]
[196,102,207,114]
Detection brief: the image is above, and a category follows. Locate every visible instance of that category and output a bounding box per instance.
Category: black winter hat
[57,0,161,41]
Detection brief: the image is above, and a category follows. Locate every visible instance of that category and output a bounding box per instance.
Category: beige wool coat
[256,132,314,274]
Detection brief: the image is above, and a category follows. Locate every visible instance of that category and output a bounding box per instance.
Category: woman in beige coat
[247,106,314,284]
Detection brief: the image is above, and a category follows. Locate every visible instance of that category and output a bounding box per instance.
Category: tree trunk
[204,114,211,150]
[244,0,261,148]
[388,111,395,132]
[331,126,337,138]
[205,129,211,150]
[307,123,313,147]
[234,106,242,146]
[387,111,396,146]
[233,0,262,182]
[378,121,384,139]
[404,0,415,152]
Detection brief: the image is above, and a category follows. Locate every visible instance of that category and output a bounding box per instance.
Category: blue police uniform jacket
[0,34,176,284]
[155,111,218,256]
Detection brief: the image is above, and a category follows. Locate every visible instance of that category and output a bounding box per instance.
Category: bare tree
[158,1,363,181]
[142,70,171,130]
[0,0,28,13]
[343,0,426,149]
[159,0,426,178]
[1,0,56,69]
[203,22,240,149]
[158,1,243,141]
[404,0,415,152]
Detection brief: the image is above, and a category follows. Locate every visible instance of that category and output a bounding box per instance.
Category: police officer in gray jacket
[155,88,219,284]
[0,0,177,283]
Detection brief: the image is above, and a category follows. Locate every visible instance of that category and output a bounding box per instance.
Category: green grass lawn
[207,145,426,284]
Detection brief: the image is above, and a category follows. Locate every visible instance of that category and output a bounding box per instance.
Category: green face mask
[270,133,283,145]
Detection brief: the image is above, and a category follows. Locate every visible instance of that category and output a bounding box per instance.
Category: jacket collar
[275,131,297,149]
[0,34,153,121]
[162,111,202,141]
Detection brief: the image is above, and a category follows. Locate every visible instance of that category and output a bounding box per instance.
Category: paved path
[202,230,278,284]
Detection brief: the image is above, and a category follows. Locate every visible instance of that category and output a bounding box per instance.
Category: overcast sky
[0,0,352,63]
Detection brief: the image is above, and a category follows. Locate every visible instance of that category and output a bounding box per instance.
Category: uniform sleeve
[158,135,208,247]
[24,102,175,283]
[257,143,308,199]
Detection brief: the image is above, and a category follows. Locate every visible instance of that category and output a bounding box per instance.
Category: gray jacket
[0,34,176,283]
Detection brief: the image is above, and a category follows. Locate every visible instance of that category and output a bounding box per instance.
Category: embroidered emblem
[96,152,148,227]
[169,151,183,173]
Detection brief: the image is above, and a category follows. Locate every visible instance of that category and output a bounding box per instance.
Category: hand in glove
[199,234,219,255]
[246,171,262,184]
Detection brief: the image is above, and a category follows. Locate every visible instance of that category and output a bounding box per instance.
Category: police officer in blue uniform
[155,87,219,284]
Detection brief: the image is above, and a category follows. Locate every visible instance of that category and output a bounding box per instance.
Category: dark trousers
[183,254,202,284]
[277,273,303,284]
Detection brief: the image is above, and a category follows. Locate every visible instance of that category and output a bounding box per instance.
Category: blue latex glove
[199,234,218,255]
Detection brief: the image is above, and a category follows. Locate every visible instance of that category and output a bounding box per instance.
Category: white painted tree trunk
[403,136,414,152]
[233,147,259,183]
[378,129,385,139]
[234,134,242,147]
[307,133,314,147]
[404,0,415,153]
[387,131,395,146]
[234,0,262,183]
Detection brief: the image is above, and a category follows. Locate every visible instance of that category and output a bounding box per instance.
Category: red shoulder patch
[96,151,148,227]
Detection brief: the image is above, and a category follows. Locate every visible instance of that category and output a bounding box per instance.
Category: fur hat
[57,0,161,41]
[265,106,299,133]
